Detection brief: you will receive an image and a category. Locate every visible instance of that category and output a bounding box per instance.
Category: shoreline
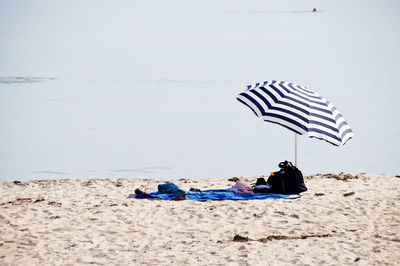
[1,173,399,265]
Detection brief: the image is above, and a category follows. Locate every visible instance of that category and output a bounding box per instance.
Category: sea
[1,0,399,182]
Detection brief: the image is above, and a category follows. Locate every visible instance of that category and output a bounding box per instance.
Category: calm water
[1,0,399,182]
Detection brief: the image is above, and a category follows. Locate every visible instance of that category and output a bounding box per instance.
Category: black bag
[267,161,307,194]
[252,177,272,193]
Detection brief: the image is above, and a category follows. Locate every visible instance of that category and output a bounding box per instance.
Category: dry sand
[0,173,399,265]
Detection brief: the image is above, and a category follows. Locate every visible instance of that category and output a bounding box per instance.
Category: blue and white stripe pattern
[237,80,353,146]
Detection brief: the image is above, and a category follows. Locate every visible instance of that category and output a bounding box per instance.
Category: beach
[0,173,399,265]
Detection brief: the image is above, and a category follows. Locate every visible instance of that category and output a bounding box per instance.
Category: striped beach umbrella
[237,80,353,165]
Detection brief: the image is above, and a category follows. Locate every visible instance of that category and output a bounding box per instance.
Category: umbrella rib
[263,113,308,132]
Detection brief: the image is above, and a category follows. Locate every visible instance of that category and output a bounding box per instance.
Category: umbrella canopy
[237,80,353,161]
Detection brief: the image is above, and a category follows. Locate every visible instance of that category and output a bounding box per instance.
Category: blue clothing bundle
[131,183,300,201]
[157,183,185,194]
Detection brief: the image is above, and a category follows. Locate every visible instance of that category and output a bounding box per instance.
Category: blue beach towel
[132,189,300,201]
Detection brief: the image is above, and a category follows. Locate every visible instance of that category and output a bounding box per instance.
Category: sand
[0,173,399,265]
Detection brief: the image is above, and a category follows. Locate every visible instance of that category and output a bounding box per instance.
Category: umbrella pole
[294,133,298,167]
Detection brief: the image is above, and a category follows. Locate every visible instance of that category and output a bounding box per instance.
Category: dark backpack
[267,161,307,194]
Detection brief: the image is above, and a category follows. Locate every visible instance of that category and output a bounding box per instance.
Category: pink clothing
[230,181,254,194]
